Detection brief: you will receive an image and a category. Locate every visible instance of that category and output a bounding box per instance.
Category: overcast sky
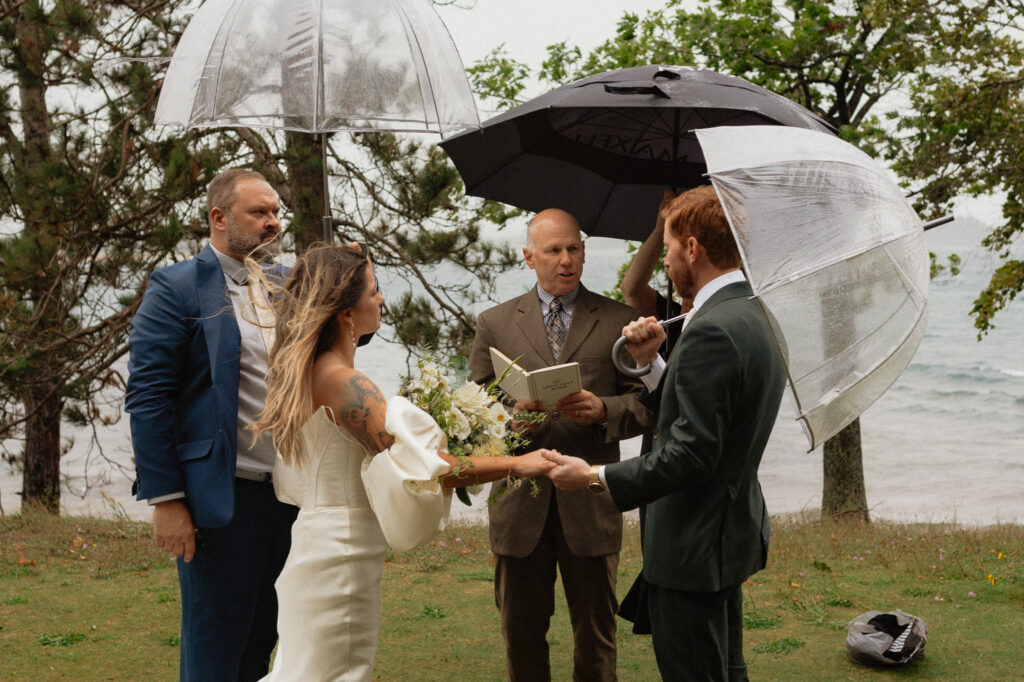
[436,0,669,106]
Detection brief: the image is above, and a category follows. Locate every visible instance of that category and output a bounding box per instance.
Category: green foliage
[470,0,1024,335]
[753,637,805,655]
[322,131,520,361]
[0,1,238,507]
[743,612,778,629]
[38,632,86,647]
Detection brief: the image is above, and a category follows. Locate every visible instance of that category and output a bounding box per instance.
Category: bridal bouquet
[401,358,542,503]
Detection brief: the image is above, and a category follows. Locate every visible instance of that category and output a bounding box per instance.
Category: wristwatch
[587,465,606,493]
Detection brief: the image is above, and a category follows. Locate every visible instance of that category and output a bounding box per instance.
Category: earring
[349,322,357,349]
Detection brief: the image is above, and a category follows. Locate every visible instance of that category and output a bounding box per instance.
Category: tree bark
[822,418,870,522]
[283,131,329,253]
[21,385,62,514]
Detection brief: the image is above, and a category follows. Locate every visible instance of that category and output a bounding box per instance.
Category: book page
[489,347,531,403]
[529,362,581,410]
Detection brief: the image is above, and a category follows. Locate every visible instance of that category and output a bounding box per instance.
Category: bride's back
[272,406,372,510]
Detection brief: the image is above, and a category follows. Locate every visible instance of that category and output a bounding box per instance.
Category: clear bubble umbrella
[155,0,480,239]
[695,125,932,449]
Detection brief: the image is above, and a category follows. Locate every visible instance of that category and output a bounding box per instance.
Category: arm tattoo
[334,373,394,453]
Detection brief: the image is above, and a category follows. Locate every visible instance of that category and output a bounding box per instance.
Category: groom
[545,185,787,681]
[126,169,297,680]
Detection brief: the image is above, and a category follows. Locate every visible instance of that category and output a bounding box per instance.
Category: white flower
[448,406,472,441]
[454,381,491,417]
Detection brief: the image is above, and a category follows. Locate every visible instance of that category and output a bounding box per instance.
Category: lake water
[2,220,1021,526]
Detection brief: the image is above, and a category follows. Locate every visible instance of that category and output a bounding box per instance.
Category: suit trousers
[494,495,619,682]
[647,582,748,682]
[178,478,297,682]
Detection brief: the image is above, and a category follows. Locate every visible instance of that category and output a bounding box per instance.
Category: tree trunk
[822,418,869,522]
[21,385,62,514]
[283,131,329,254]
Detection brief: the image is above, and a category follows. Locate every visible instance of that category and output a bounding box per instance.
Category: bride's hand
[510,448,559,478]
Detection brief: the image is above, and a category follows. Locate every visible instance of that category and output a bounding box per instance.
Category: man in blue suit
[126,168,297,681]
[545,185,787,681]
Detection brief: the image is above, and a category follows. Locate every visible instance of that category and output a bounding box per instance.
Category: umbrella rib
[797,300,928,448]
[202,0,249,127]
[392,0,443,133]
[750,232,917,299]
[315,0,324,132]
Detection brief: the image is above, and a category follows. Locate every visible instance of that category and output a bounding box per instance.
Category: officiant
[468,208,651,681]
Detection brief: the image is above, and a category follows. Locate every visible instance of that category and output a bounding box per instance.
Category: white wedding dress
[262,396,452,682]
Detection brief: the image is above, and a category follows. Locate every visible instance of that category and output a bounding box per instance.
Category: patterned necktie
[546,297,567,362]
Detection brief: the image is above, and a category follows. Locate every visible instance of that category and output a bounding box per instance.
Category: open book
[489,347,582,411]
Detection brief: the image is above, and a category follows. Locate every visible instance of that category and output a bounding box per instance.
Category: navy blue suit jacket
[126,244,245,528]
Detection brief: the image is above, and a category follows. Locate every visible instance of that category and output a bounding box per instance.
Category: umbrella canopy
[156,0,479,136]
[696,125,929,449]
[440,65,835,240]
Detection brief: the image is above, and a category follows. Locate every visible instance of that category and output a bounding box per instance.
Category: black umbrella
[440,65,837,240]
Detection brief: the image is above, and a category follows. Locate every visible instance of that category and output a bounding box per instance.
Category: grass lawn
[1,510,1021,680]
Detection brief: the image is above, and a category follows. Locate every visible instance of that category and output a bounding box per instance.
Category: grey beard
[226,230,281,263]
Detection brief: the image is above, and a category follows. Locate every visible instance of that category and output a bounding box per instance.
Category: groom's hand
[153,499,197,562]
[542,451,592,491]
[621,317,664,366]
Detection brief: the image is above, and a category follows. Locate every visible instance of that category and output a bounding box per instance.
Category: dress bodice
[273,407,372,510]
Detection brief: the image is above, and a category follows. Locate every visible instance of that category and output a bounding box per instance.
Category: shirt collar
[692,270,746,313]
[536,283,580,311]
[210,243,250,286]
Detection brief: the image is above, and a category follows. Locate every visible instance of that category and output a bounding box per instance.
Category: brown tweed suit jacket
[469,285,652,557]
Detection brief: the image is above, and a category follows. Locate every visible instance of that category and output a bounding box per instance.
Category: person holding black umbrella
[544,186,787,681]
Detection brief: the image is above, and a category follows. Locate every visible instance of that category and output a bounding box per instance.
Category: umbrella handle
[611,312,689,378]
[612,335,651,377]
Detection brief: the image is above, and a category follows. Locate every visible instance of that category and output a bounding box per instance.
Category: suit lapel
[515,290,557,365]
[659,281,754,396]
[196,245,240,391]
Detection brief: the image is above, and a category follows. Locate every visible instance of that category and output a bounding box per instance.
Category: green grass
[1,511,1022,680]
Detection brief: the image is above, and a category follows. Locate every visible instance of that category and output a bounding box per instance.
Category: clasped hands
[529,318,673,491]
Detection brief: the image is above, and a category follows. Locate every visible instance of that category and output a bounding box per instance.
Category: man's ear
[686,236,700,264]
[210,206,227,232]
[522,246,536,270]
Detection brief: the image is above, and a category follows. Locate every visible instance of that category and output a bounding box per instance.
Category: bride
[249,244,554,681]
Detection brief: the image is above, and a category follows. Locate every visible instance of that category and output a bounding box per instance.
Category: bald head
[527,208,581,248]
[523,208,585,297]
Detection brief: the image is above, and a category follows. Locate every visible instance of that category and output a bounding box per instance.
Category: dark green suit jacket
[605,281,787,592]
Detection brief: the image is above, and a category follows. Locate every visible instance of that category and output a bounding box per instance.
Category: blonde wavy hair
[249,243,370,465]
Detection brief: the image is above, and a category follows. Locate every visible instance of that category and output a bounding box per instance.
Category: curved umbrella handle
[612,334,652,377]
[611,312,690,378]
